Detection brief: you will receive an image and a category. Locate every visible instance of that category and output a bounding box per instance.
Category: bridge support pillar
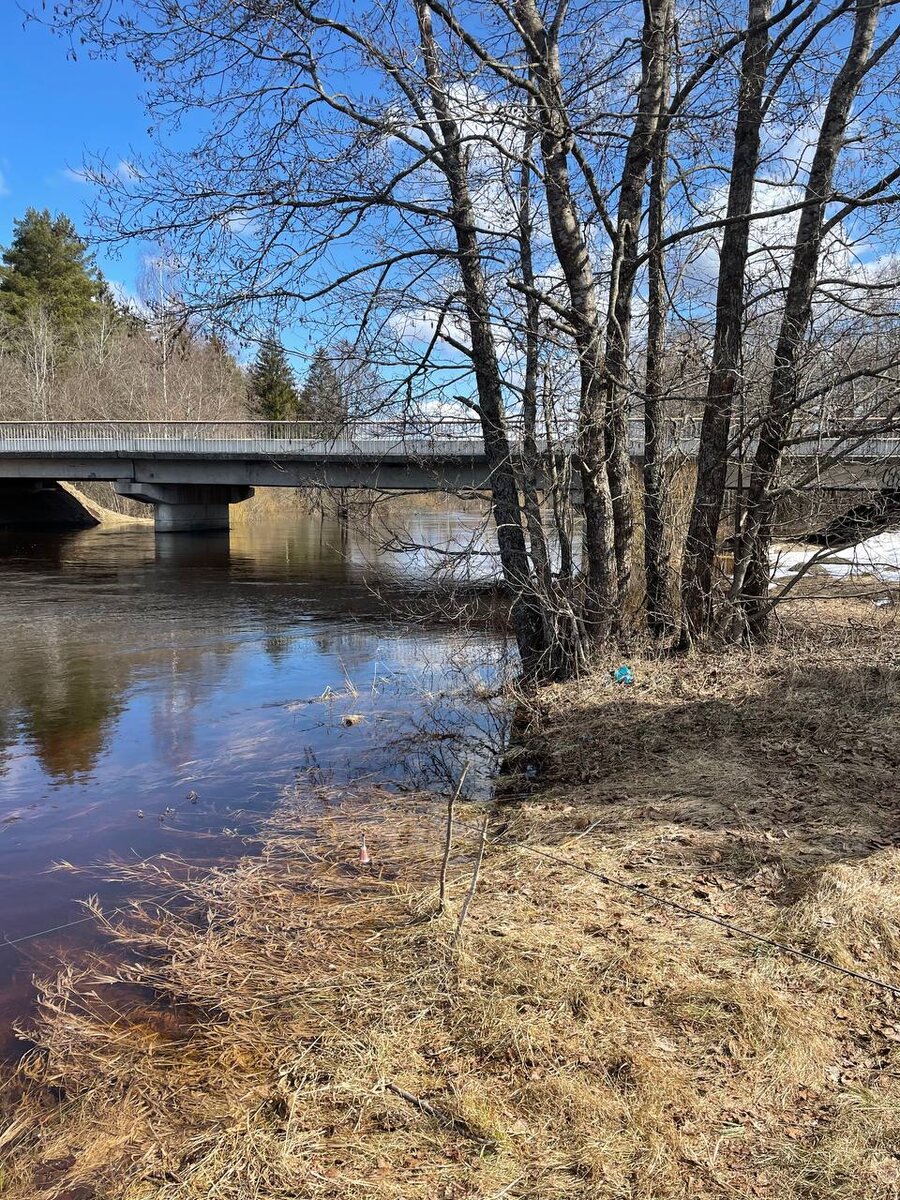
[114,481,254,533]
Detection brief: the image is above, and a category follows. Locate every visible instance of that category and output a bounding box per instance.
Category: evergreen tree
[300,347,347,428]
[246,333,299,420]
[0,208,105,333]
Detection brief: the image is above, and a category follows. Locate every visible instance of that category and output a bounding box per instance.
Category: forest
[0,209,349,431]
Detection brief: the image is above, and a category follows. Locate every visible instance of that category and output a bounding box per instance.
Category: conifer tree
[300,347,346,429]
[246,333,298,421]
[0,208,105,334]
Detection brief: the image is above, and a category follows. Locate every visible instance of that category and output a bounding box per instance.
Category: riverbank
[62,483,152,526]
[0,482,151,531]
[2,601,899,1198]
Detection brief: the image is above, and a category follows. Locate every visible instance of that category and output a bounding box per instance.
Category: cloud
[221,209,260,237]
[108,280,147,315]
[0,168,9,197]
[62,161,140,186]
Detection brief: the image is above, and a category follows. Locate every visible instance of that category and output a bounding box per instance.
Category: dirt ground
[1,598,900,1199]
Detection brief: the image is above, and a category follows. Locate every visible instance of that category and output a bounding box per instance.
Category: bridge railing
[0,418,898,461]
[0,418,493,455]
[0,417,689,452]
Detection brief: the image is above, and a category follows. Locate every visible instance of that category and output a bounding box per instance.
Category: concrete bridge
[0,418,899,533]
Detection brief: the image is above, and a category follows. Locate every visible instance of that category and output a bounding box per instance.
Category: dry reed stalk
[453,814,488,945]
[2,620,900,1199]
[438,762,469,915]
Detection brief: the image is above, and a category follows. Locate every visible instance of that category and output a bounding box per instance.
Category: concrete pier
[114,481,254,533]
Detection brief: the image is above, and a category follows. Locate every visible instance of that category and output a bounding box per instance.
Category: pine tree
[300,347,346,428]
[0,208,105,334]
[246,333,299,421]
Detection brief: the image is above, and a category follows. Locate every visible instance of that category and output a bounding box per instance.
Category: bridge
[0,418,898,533]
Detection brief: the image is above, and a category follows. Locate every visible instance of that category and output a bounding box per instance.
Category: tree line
[0,208,348,427]
[29,1,900,678]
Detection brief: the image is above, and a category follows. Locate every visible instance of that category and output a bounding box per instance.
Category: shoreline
[2,602,900,1197]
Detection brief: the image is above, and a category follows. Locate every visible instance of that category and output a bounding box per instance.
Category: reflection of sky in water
[0,512,504,1026]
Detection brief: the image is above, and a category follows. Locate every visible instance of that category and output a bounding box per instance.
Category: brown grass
[2,605,900,1199]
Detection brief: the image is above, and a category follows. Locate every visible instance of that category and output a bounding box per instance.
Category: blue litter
[613,664,634,686]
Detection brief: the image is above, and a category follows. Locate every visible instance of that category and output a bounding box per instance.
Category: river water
[0,509,502,1051]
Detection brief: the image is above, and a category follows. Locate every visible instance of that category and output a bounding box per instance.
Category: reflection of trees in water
[0,635,132,780]
[0,621,249,782]
[0,512,497,783]
[263,633,294,664]
[147,638,243,771]
[0,704,15,779]
[375,650,511,795]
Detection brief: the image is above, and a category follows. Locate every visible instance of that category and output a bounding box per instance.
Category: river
[0,508,503,1052]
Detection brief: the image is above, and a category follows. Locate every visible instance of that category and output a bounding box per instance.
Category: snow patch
[771,529,900,582]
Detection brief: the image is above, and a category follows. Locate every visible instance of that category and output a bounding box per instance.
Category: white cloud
[388,306,470,350]
[62,161,140,186]
[108,280,147,315]
[221,210,260,237]
[0,168,9,197]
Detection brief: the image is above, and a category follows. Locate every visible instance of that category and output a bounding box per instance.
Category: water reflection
[0,511,502,1045]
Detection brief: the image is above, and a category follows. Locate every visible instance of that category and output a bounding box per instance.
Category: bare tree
[39,0,900,670]
[678,0,774,645]
[734,0,900,638]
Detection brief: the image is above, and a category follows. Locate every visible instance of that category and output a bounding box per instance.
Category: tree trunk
[516,0,617,640]
[604,0,674,613]
[643,22,674,637]
[734,0,885,639]
[678,0,772,645]
[516,125,554,602]
[415,0,549,677]
[517,127,581,675]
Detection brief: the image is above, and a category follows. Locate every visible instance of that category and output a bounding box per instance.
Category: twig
[382,1080,496,1148]
[438,762,469,914]
[567,818,605,842]
[454,813,488,945]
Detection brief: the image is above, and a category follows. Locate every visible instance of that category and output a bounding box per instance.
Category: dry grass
[2,606,900,1198]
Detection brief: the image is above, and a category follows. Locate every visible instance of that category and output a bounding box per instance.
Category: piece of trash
[613,664,634,686]
[358,834,371,867]
[342,713,364,727]
[186,790,199,803]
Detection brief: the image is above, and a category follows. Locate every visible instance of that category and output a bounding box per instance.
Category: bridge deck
[0,420,898,493]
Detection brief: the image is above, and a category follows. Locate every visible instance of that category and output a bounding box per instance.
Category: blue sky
[0,8,152,298]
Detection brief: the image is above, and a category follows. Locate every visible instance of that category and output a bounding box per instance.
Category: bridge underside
[0,453,496,493]
[0,455,497,532]
[0,479,101,530]
[0,449,896,533]
[0,450,894,489]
